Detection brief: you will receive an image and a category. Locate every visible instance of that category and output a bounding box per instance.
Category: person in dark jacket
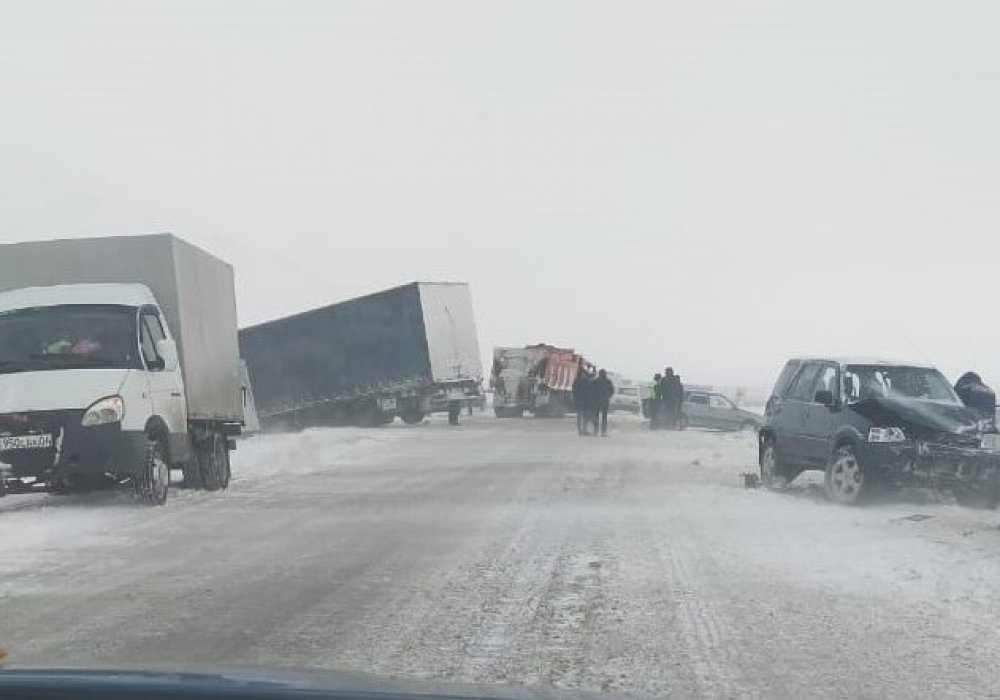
[660,368,677,429]
[955,371,996,429]
[672,373,685,429]
[593,369,615,436]
[572,366,591,436]
[585,369,601,434]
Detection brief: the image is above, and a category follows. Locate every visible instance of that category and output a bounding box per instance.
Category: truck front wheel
[134,437,169,506]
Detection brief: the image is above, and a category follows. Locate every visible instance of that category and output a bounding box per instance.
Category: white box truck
[0,234,243,504]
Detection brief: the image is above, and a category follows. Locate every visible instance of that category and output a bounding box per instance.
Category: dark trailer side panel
[239,283,433,422]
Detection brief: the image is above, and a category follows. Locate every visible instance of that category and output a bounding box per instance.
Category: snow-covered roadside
[3,417,1000,697]
[0,497,137,595]
[657,429,1000,652]
[667,477,1000,604]
[0,426,411,595]
[231,425,412,481]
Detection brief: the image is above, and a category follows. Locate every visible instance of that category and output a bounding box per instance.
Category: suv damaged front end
[852,397,1000,499]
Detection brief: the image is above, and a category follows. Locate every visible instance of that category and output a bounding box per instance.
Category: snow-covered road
[2,416,1000,698]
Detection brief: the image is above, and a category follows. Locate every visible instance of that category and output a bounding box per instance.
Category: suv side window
[772,361,801,399]
[787,363,823,402]
[688,393,709,405]
[814,364,839,400]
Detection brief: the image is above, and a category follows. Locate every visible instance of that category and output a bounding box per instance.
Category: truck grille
[0,411,63,434]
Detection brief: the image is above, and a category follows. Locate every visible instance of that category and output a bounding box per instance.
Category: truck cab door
[139,308,187,439]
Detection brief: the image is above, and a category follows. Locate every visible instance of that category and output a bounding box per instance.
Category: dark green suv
[759,357,1000,505]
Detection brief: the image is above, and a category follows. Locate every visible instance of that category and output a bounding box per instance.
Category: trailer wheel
[134,437,169,506]
[201,435,230,491]
[352,401,376,427]
[353,400,393,427]
[399,410,425,425]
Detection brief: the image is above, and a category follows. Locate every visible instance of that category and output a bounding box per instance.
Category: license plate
[378,397,397,411]
[982,433,1000,451]
[0,434,53,450]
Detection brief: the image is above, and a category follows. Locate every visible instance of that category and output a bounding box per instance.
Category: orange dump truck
[490,344,593,417]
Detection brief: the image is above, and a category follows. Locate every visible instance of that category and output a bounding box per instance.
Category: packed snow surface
[2,415,999,698]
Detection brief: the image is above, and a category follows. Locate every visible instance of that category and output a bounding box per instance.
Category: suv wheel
[759,435,783,486]
[825,445,866,505]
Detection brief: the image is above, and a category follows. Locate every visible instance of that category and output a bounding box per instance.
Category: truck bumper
[0,409,149,485]
[429,381,482,412]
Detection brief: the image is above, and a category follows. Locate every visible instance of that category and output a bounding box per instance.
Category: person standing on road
[660,368,677,429]
[584,369,600,435]
[593,369,615,436]
[448,400,461,426]
[648,373,662,430]
[572,365,591,436]
[672,373,685,430]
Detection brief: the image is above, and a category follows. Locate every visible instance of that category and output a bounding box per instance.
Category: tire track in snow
[648,525,754,698]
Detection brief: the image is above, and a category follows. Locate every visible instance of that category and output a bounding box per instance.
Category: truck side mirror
[155,338,179,372]
[814,390,835,407]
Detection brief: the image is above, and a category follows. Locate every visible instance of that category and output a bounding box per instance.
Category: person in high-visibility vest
[648,373,662,429]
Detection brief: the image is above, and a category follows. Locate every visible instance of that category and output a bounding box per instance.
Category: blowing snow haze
[1,1,998,388]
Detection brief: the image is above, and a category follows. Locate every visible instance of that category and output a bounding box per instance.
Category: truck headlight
[869,427,906,443]
[82,395,125,427]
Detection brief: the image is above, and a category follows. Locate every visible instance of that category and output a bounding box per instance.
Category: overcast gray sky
[1,1,998,389]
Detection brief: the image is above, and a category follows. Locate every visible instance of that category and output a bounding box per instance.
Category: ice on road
[2,416,1000,698]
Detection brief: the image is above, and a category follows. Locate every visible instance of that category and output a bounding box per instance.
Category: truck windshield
[843,365,961,404]
[0,304,138,374]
